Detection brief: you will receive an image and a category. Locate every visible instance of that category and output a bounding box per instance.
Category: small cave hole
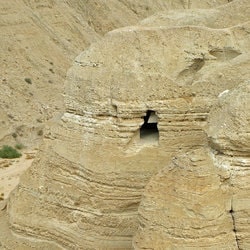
[140,110,159,143]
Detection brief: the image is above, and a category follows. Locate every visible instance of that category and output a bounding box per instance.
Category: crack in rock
[230,201,240,250]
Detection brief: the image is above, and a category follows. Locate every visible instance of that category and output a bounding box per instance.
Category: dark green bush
[24,78,32,84]
[0,145,22,159]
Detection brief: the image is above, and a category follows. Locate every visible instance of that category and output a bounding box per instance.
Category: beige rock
[207,81,250,249]
[141,0,250,29]
[1,0,250,249]
[0,0,229,149]
[134,74,250,250]
[133,148,234,249]
[1,0,182,149]
[208,81,250,157]
[0,200,7,211]
[0,159,10,169]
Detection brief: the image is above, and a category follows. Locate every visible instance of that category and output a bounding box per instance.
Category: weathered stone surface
[133,75,250,250]
[1,0,250,249]
[133,148,235,249]
[207,81,250,249]
[1,0,186,148]
[141,0,250,29]
[208,81,250,157]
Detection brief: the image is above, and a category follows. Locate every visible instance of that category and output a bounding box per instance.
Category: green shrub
[24,78,32,84]
[0,145,22,159]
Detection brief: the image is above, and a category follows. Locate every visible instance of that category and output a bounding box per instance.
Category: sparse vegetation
[12,133,17,138]
[8,114,14,120]
[15,143,24,150]
[37,129,43,136]
[0,145,22,159]
[36,118,42,123]
[24,78,32,84]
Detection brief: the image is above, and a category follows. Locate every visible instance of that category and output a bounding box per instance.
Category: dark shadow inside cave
[140,110,159,142]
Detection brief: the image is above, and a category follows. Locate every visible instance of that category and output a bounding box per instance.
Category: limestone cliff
[133,81,250,249]
[2,0,190,148]
[133,148,234,249]
[1,0,250,249]
[207,82,250,249]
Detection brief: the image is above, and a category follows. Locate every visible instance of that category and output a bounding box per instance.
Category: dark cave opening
[140,110,159,142]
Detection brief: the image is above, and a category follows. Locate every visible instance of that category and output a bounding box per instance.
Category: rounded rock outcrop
[133,148,234,249]
[208,81,250,157]
[207,81,250,249]
[3,1,250,249]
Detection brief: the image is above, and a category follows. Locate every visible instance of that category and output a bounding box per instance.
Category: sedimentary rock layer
[2,0,188,148]
[207,81,250,249]
[2,0,250,249]
[134,81,250,249]
[133,148,235,249]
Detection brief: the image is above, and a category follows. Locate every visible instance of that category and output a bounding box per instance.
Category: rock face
[2,0,189,148]
[133,148,234,249]
[207,82,250,249]
[134,81,250,249]
[1,0,250,249]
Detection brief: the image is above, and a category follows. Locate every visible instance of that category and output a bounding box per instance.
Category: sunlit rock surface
[1,0,249,249]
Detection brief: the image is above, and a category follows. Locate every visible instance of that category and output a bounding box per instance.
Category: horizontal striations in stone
[8,153,143,249]
[5,0,250,249]
[207,81,250,249]
[8,122,171,248]
[133,148,235,249]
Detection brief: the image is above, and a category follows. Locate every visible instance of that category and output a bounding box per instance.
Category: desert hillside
[1,0,250,249]
[1,0,200,148]
[0,0,231,149]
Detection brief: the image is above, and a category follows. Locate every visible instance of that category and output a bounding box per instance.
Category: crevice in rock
[140,110,159,143]
[177,57,205,82]
[229,201,240,250]
[209,47,241,61]
[183,58,205,74]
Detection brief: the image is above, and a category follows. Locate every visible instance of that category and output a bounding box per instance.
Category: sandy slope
[0,0,229,149]
[0,151,36,199]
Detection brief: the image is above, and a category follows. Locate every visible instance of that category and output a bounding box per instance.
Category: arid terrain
[0,0,185,205]
[0,0,230,205]
[0,0,249,249]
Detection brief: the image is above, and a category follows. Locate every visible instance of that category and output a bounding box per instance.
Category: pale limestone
[133,148,235,249]
[207,81,250,249]
[1,0,250,249]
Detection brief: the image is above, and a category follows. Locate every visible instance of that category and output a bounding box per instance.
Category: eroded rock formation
[133,148,234,249]
[1,0,249,249]
[134,81,250,249]
[207,81,250,249]
[2,0,188,148]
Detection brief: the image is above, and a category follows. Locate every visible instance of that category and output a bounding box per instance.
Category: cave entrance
[140,110,159,143]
